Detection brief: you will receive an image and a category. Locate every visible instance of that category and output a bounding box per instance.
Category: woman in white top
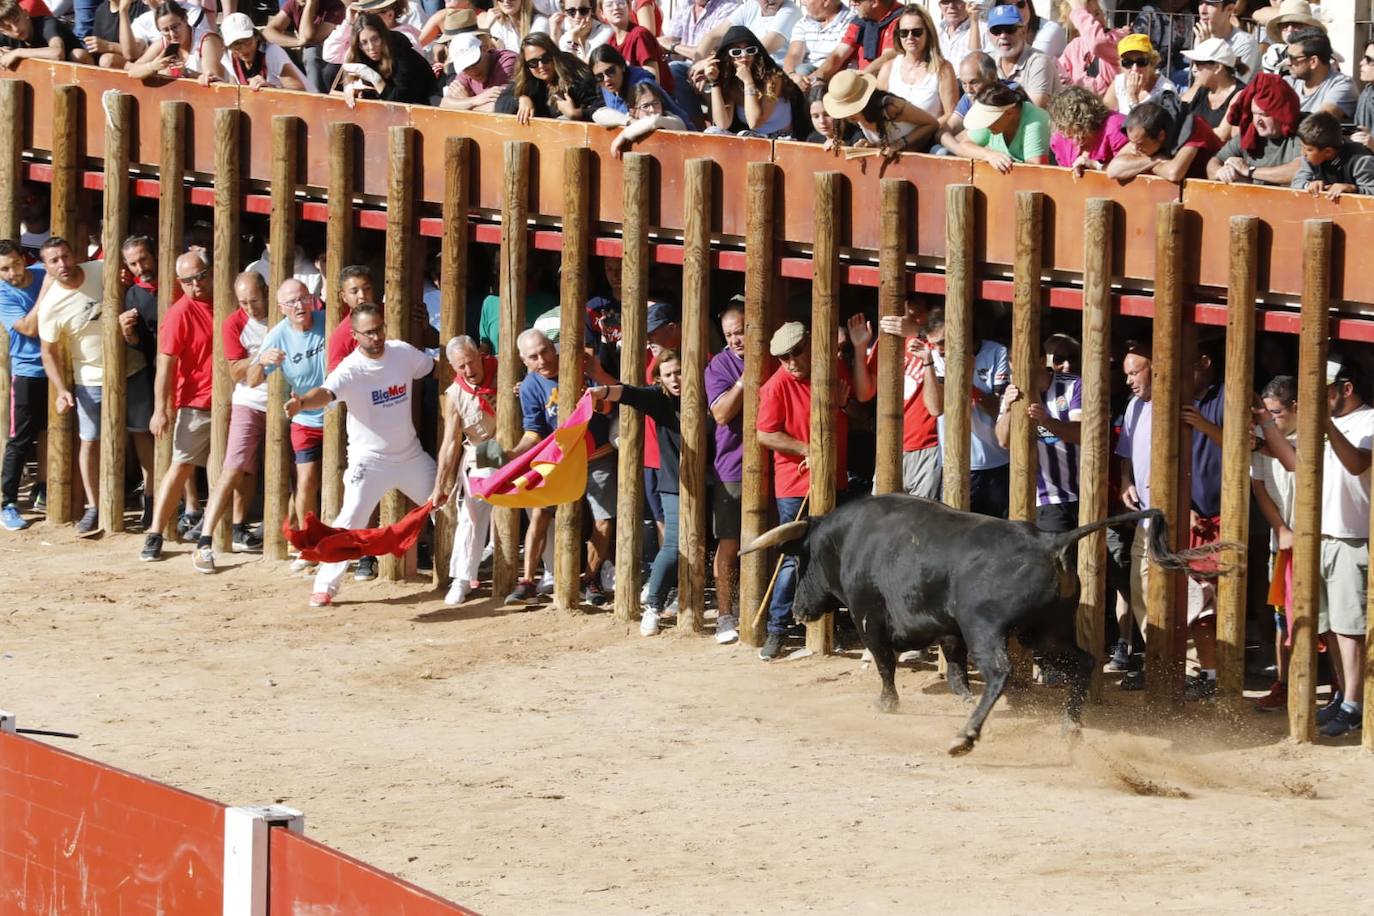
[219,12,310,90]
[479,0,550,52]
[553,0,610,60]
[126,0,224,83]
[1019,0,1064,58]
[876,4,956,126]
[1104,33,1176,116]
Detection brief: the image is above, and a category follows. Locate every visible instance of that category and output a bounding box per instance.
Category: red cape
[283,501,434,563]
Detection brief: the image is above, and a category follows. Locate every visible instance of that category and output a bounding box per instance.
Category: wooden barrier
[1216,216,1258,702]
[1288,220,1331,743]
[942,185,974,512]
[0,79,20,461]
[1008,190,1043,524]
[155,101,187,512]
[97,92,131,533]
[678,158,711,636]
[432,136,470,588]
[1077,198,1113,701]
[380,126,417,582]
[321,122,353,525]
[210,108,239,551]
[492,141,528,599]
[553,147,589,612]
[46,83,78,526]
[873,178,907,497]
[263,115,298,562]
[613,154,649,626]
[807,171,841,655]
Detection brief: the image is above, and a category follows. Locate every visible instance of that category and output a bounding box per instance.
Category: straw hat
[963,100,1015,131]
[1181,36,1237,68]
[350,0,400,12]
[1265,0,1323,44]
[822,70,879,120]
[435,8,486,41]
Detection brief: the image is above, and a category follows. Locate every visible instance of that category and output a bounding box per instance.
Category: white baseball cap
[1181,36,1237,69]
[448,32,483,72]
[220,12,257,47]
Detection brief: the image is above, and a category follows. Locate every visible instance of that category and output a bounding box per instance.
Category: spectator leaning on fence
[439,31,517,111]
[1047,85,1128,176]
[589,43,692,124]
[1291,111,1374,199]
[497,31,603,122]
[339,11,437,106]
[0,239,46,532]
[0,0,91,67]
[219,11,309,90]
[126,1,224,83]
[1283,27,1356,119]
[1206,72,1302,186]
[821,67,937,155]
[600,79,689,156]
[939,82,1048,173]
[1106,97,1222,184]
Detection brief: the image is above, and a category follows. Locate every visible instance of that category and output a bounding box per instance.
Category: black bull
[742,495,1233,756]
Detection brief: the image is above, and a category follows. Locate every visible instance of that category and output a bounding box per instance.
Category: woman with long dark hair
[696,25,804,137]
[496,31,603,122]
[127,1,225,83]
[588,43,692,123]
[821,68,938,157]
[339,11,437,105]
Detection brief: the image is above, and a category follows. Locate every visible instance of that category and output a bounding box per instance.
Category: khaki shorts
[1319,537,1368,636]
[902,445,942,500]
[172,407,212,467]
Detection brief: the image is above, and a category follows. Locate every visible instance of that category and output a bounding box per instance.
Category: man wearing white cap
[439,30,517,111]
[219,12,310,90]
[1193,0,1258,80]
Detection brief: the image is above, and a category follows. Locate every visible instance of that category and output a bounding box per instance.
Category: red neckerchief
[231,44,265,85]
[455,355,499,416]
[133,276,156,293]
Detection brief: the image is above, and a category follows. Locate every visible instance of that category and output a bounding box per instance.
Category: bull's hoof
[1061,718,1083,742]
[874,692,900,714]
[947,734,975,756]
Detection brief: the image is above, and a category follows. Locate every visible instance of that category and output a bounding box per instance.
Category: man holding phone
[873,295,943,500]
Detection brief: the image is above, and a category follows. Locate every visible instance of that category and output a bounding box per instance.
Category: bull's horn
[740,520,810,556]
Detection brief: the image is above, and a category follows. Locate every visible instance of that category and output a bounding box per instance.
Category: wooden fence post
[943,184,974,512]
[210,108,239,551]
[613,153,649,625]
[679,157,712,637]
[263,115,298,562]
[322,122,354,525]
[0,79,20,461]
[380,125,416,582]
[1288,219,1331,743]
[46,84,78,525]
[432,135,469,588]
[739,161,776,647]
[98,91,131,533]
[1008,191,1043,523]
[554,147,589,612]
[155,101,186,511]
[873,178,907,496]
[806,171,841,655]
[492,141,530,599]
[1217,216,1258,702]
[1077,198,1113,701]
[1146,201,1187,707]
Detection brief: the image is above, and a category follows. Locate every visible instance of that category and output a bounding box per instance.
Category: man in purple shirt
[703,300,745,645]
[1115,340,1153,690]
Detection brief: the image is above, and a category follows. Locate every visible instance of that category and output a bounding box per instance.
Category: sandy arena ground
[3,524,1373,915]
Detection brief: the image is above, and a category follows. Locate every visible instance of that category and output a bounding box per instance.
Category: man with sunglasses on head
[934,0,980,69]
[808,0,903,85]
[140,251,216,562]
[985,2,1057,107]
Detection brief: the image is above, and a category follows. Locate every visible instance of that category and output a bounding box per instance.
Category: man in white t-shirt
[703,0,803,64]
[286,302,438,608]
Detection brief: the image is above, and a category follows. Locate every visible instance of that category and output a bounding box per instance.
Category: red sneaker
[309,591,333,608]
[1254,680,1286,711]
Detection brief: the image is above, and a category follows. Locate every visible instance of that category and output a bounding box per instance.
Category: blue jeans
[766,496,807,635]
[668,61,705,129]
[645,491,679,608]
[73,0,97,38]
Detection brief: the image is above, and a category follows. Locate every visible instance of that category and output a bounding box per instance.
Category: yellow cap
[1117,33,1154,57]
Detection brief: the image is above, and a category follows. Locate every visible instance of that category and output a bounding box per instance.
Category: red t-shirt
[643,349,660,469]
[327,308,356,372]
[1179,116,1223,179]
[841,9,900,70]
[160,295,214,410]
[610,26,674,94]
[865,341,937,452]
[19,0,52,15]
[632,0,662,35]
[757,362,851,498]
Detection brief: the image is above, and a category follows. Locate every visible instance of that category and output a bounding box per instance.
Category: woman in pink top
[1056,0,1123,98]
[600,0,671,88]
[1047,85,1128,176]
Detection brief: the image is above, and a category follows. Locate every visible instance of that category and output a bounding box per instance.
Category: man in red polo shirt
[808,0,902,82]
[872,295,942,499]
[755,320,871,660]
[140,251,215,562]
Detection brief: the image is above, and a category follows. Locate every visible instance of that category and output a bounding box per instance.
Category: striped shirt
[790,6,856,68]
[1036,373,1082,506]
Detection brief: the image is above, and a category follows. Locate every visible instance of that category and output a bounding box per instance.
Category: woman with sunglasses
[496,31,603,123]
[600,0,670,88]
[1178,36,1246,140]
[1104,33,1176,116]
[876,4,956,125]
[339,11,436,106]
[822,68,938,157]
[1015,0,1063,57]
[597,81,688,156]
[127,1,224,83]
[589,44,693,123]
[699,25,805,137]
[553,0,609,60]
[478,0,549,52]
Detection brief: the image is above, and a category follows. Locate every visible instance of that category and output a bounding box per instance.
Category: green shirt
[478,290,559,353]
[968,102,1051,163]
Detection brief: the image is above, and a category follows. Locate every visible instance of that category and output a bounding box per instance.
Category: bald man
[140,251,217,562]
[188,271,271,573]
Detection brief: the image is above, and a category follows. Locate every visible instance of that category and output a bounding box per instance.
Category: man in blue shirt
[0,239,46,530]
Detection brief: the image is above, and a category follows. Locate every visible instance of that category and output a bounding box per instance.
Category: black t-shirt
[0,15,82,54]
[495,74,603,120]
[124,284,159,363]
[90,0,149,44]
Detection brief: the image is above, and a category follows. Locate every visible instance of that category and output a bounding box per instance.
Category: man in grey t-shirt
[1284,28,1357,118]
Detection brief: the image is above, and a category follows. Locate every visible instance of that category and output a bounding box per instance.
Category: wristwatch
[1246,163,1256,180]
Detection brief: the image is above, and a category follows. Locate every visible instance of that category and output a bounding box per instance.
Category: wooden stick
[843,147,882,160]
[942,185,974,512]
[155,101,186,515]
[492,141,529,599]
[1145,201,1186,708]
[807,171,841,655]
[264,115,298,562]
[678,157,712,636]
[432,135,469,589]
[380,125,416,582]
[1217,216,1257,702]
[0,80,18,463]
[1077,198,1113,701]
[47,84,78,525]
[98,92,131,533]
[210,108,239,551]
[739,161,777,647]
[873,178,907,496]
[554,147,589,612]
[322,122,354,525]
[1288,219,1331,743]
[613,153,649,625]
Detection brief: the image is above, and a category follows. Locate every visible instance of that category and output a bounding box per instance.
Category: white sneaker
[290,557,317,575]
[599,560,616,593]
[536,572,555,596]
[639,582,651,605]
[640,607,661,637]
[663,590,679,618]
[715,613,739,645]
[444,579,471,606]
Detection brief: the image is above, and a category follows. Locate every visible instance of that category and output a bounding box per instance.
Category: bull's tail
[1052,508,1242,579]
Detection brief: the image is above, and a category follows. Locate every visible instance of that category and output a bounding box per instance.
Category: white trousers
[312,451,437,597]
[449,493,493,584]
